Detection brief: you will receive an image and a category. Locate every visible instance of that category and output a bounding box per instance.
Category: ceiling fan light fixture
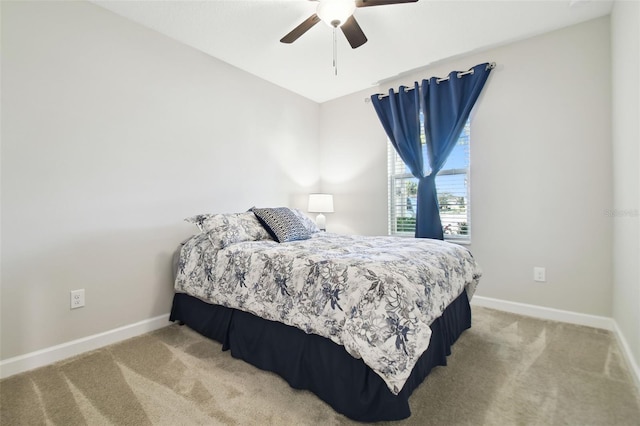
[317,0,356,27]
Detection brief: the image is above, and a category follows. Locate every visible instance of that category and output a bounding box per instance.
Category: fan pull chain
[333,26,338,76]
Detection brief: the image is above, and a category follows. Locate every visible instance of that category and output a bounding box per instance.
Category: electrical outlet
[70,289,85,309]
[533,267,546,282]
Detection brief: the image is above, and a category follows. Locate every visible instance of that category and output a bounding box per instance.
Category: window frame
[387,121,471,243]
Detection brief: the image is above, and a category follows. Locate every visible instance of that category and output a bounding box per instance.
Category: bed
[169,208,481,422]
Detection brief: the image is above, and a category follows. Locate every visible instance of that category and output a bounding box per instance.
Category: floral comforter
[175,232,481,394]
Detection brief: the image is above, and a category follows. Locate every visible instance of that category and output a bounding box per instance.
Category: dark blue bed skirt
[169,290,471,422]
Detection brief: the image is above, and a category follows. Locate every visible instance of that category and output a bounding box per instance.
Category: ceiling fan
[280,0,419,49]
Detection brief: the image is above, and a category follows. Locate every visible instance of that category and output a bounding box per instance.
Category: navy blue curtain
[371,63,493,239]
[419,63,492,239]
[370,83,422,177]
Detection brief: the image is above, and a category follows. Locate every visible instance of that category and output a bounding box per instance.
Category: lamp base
[315,213,326,231]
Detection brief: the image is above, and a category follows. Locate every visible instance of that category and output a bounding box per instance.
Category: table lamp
[308,193,334,231]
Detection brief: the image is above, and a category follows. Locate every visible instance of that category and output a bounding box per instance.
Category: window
[388,120,470,241]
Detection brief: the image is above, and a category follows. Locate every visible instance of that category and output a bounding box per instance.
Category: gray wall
[320,17,613,317]
[611,0,640,370]
[1,1,320,359]
[2,0,637,374]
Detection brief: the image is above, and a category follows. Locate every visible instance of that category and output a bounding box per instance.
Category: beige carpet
[2,306,640,425]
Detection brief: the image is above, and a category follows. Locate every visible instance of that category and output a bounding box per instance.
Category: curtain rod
[365,62,496,102]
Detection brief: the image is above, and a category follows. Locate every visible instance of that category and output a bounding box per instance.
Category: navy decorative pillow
[251,207,310,243]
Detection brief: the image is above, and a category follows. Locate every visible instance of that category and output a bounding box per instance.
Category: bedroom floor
[2,306,639,425]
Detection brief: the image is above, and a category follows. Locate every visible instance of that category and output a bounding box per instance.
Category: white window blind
[388,120,471,241]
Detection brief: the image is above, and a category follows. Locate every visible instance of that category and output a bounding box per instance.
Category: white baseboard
[471,295,640,391]
[471,295,615,330]
[0,313,171,379]
[612,321,640,392]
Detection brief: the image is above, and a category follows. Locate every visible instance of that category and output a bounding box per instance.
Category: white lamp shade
[308,194,334,213]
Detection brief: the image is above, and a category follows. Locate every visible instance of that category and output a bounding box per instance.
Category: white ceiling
[91,0,613,103]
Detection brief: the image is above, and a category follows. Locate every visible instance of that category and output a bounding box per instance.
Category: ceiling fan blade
[280,14,321,44]
[341,15,367,49]
[355,0,418,7]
